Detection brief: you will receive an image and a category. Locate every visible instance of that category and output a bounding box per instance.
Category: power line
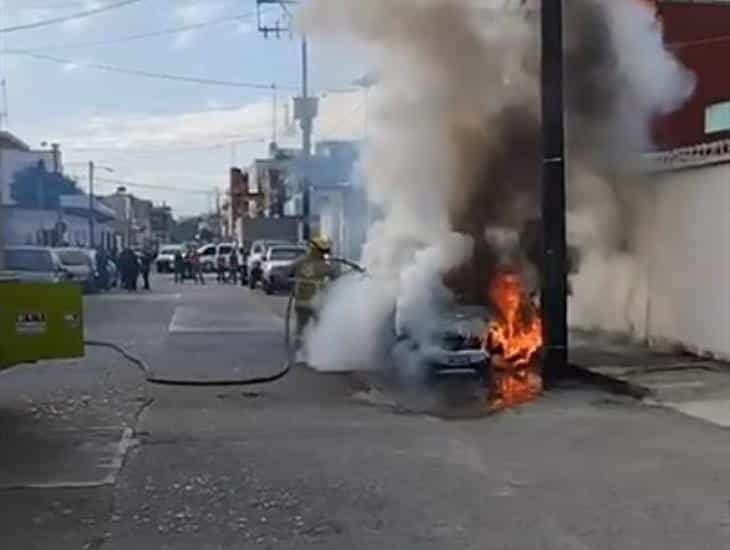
[10,10,261,52]
[0,0,144,33]
[7,2,88,10]
[5,49,298,90]
[94,176,215,195]
[64,137,266,154]
[317,98,366,139]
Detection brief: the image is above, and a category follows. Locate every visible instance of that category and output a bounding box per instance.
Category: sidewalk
[571,331,730,427]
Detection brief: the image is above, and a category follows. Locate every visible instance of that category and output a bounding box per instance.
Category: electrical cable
[4,49,297,90]
[92,177,215,195]
[8,9,262,52]
[65,137,266,154]
[83,258,365,387]
[0,0,143,33]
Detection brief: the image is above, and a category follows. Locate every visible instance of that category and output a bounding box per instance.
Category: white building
[0,132,121,250]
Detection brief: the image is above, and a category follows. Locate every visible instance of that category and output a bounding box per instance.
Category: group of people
[116,247,155,291]
[172,248,241,285]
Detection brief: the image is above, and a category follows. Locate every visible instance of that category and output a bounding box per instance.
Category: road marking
[168,306,283,334]
[0,427,134,490]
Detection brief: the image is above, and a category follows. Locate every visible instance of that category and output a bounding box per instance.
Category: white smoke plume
[298,0,694,372]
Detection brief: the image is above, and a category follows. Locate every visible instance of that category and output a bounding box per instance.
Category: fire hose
[85,257,367,387]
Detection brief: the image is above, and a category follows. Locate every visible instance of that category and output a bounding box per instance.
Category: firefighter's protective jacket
[293,255,337,311]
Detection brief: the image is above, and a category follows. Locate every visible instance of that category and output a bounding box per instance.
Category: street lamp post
[88,161,94,247]
[541,0,569,380]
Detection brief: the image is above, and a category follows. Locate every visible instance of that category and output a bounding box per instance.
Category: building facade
[597,1,730,359]
[150,204,174,245]
[101,188,154,250]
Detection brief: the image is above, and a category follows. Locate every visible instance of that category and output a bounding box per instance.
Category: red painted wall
[653,2,730,149]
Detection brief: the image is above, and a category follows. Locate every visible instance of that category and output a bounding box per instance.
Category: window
[6,249,54,272]
[705,101,730,134]
[57,249,90,266]
[218,245,233,255]
[269,248,305,261]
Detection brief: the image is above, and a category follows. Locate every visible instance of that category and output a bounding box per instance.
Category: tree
[10,161,82,209]
[170,216,200,243]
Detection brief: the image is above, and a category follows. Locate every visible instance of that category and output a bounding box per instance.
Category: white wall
[0,149,58,206]
[646,163,730,358]
[3,207,115,249]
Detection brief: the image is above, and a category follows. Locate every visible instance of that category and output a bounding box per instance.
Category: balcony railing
[643,138,730,172]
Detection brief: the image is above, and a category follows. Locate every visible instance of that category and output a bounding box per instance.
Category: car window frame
[6,248,56,272]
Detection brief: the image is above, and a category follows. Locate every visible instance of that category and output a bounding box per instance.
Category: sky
[1,0,369,216]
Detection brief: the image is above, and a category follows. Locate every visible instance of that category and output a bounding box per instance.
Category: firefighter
[293,236,337,350]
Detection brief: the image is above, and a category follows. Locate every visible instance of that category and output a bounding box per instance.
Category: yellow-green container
[0,279,84,370]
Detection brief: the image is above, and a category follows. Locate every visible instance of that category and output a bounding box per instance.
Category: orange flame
[483,269,543,410]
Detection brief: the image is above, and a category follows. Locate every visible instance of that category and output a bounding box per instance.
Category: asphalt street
[4,275,730,549]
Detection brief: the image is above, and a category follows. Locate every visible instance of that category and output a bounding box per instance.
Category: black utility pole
[257,0,317,242]
[541,0,568,379]
[300,36,313,241]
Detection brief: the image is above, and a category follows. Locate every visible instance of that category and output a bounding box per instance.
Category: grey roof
[0,131,31,151]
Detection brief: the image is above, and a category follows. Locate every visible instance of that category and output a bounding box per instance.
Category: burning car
[388,266,543,410]
[393,305,490,380]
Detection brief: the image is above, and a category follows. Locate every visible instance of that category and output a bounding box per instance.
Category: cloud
[62,102,272,151]
[174,2,227,24]
[233,20,255,35]
[18,92,366,216]
[169,1,229,50]
[50,91,365,152]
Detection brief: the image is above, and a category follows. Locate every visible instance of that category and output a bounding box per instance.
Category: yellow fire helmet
[310,235,332,253]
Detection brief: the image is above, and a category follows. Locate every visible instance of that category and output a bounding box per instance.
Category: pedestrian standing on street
[191,250,205,285]
[173,249,185,284]
[216,253,227,284]
[229,249,239,285]
[140,248,153,291]
[119,247,139,291]
[96,247,110,291]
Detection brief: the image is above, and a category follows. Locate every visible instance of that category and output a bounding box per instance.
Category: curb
[564,363,653,400]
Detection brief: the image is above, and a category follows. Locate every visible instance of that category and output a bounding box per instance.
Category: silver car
[261,245,307,294]
[392,305,490,380]
[54,247,96,292]
[4,246,69,284]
